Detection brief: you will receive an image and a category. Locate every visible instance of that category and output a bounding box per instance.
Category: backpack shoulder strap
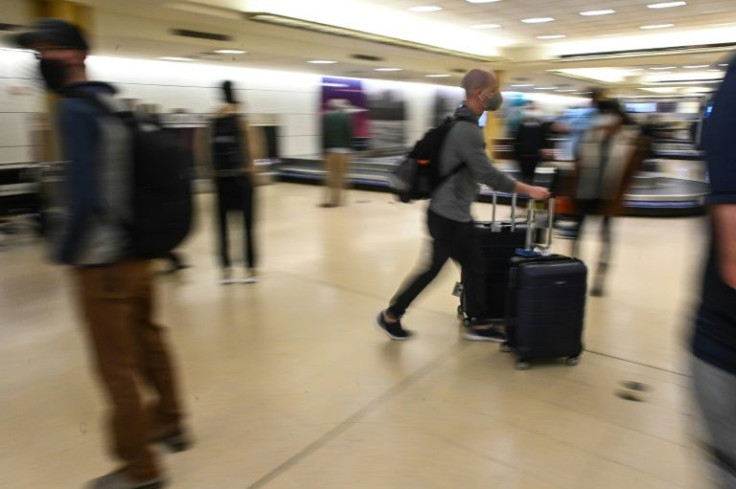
[62,89,136,125]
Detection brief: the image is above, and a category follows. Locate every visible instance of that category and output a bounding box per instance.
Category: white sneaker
[235,268,258,284]
[219,268,233,285]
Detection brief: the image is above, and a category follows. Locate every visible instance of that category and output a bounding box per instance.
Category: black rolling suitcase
[502,198,588,370]
[458,193,526,323]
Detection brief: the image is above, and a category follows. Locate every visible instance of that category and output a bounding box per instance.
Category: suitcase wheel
[457,305,464,318]
[515,360,531,371]
[500,343,513,353]
[566,356,580,367]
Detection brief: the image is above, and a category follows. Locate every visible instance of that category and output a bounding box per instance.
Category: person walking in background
[691,54,736,489]
[211,81,258,284]
[572,99,648,296]
[12,19,189,489]
[320,98,354,208]
[513,101,554,185]
[375,68,550,342]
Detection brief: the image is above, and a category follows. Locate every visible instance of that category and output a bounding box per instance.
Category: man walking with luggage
[691,54,736,489]
[376,69,550,341]
[13,19,188,489]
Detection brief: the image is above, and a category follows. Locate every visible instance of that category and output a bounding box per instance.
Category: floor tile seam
[244,341,471,489]
[584,349,690,378]
[417,412,689,487]
[410,429,569,489]
[269,267,458,319]
[394,391,693,482]
[419,427,687,489]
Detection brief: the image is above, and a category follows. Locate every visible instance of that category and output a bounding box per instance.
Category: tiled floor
[0,183,714,488]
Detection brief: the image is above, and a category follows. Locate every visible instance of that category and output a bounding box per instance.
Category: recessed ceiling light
[580,9,616,16]
[159,56,194,62]
[470,24,501,29]
[640,24,675,29]
[214,49,247,54]
[683,64,709,69]
[409,5,442,12]
[537,35,566,40]
[647,1,686,8]
[375,68,403,71]
[521,17,555,24]
[650,66,676,70]
[308,60,338,64]
[466,0,502,3]
[426,74,451,78]
[510,83,534,87]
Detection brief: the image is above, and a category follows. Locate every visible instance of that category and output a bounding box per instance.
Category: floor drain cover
[621,381,650,392]
[615,390,645,402]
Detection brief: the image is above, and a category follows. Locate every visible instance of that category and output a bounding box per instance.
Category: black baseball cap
[11,18,89,51]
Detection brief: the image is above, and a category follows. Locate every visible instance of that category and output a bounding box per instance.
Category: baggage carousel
[276,154,708,217]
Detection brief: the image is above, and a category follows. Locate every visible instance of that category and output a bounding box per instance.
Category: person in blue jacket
[692,52,736,489]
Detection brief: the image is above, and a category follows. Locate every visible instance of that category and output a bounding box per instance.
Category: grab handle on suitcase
[524,197,555,250]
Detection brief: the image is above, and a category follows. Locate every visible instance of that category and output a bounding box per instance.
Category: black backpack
[389,115,467,203]
[64,91,194,259]
[211,114,246,173]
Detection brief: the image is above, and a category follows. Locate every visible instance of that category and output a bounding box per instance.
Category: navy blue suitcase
[459,193,526,323]
[503,254,587,370]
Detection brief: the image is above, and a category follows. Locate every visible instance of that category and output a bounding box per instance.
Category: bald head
[461,69,497,96]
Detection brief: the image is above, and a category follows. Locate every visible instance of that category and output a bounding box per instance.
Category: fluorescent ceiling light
[521,17,555,24]
[471,24,501,29]
[719,63,729,67]
[409,6,442,12]
[553,67,632,83]
[308,60,338,64]
[647,1,686,8]
[214,49,247,54]
[683,64,709,69]
[159,56,194,62]
[375,67,403,71]
[537,35,566,40]
[580,9,615,16]
[708,69,723,72]
[426,74,451,77]
[650,66,676,70]
[640,24,675,29]
[646,72,724,82]
[534,86,557,90]
[510,83,534,87]
[556,89,578,92]
[466,0,502,3]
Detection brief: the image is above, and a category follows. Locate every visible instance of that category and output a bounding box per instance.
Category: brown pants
[74,260,183,481]
[323,152,350,206]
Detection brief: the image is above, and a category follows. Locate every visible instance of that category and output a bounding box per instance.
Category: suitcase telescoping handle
[524,197,555,251]
[490,192,518,231]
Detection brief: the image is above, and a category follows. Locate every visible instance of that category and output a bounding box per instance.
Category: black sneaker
[375,311,414,340]
[463,323,506,342]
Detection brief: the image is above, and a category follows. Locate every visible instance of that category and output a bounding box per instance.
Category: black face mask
[39,58,68,92]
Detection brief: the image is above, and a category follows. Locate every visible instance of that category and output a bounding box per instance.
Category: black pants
[215,176,256,270]
[388,210,487,319]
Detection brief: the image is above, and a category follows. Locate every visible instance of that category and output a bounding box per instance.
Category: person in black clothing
[211,81,258,284]
[513,102,554,184]
[691,54,736,489]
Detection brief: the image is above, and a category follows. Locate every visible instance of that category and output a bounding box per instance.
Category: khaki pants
[73,260,183,481]
[323,152,350,206]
